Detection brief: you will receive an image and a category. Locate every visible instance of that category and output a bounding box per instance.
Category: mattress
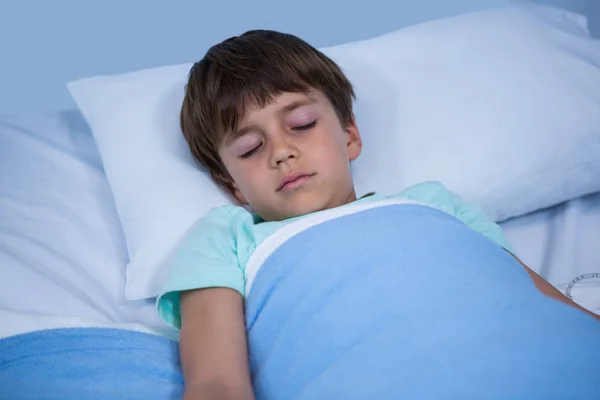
[0,110,598,340]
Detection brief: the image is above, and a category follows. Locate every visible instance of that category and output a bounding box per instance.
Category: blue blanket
[2,204,599,399]
[245,204,600,399]
[0,328,183,400]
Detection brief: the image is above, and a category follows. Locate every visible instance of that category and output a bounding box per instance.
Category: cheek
[227,161,265,193]
[313,128,347,157]
[310,133,352,173]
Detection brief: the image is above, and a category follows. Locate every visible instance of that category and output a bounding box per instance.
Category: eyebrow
[278,97,318,115]
[222,125,255,147]
[223,96,319,147]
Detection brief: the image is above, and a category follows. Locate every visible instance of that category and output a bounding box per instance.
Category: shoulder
[163,205,252,293]
[400,180,448,196]
[393,181,462,212]
[187,204,251,235]
[157,204,251,330]
[172,204,254,258]
[391,181,514,252]
[198,204,250,224]
[391,180,480,218]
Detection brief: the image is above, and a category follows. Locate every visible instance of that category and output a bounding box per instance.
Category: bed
[3,110,599,337]
[2,111,599,398]
[1,3,600,399]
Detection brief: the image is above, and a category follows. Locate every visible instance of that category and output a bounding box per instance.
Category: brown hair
[180,29,355,192]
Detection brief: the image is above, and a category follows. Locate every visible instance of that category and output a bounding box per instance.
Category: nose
[269,136,299,168]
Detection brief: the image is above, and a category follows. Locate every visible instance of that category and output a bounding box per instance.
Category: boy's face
[218,90,362,222]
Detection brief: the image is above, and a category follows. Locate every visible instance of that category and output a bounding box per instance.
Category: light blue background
[0,0,597,115]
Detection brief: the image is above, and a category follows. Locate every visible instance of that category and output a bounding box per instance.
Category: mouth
[277,172,315,192]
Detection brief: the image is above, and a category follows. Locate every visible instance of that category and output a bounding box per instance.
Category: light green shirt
[157,181,513,330]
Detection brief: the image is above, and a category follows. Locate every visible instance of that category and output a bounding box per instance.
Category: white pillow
[68,4,600,301]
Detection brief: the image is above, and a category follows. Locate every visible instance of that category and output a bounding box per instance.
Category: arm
[180,288,255,400]
[508,252,600,322]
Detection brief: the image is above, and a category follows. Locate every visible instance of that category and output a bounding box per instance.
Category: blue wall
[0,0,597,115]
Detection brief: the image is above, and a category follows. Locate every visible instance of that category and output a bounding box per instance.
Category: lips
[277,172,315,192]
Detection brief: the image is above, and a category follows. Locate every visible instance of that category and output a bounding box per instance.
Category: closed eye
[293,121,316,131]
[240,144,261,159]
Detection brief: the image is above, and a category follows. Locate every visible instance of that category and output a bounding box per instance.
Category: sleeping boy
[157,30,600,399]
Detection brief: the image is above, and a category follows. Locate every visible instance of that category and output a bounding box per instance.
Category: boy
[157,30,599,399]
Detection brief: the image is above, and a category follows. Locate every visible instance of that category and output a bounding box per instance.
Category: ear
[345,116,362,162]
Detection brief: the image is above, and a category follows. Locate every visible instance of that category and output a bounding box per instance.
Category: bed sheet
[0,111,169,339]
[0,110,598,341]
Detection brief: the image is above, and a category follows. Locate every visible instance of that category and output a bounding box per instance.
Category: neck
[344,189,358,205]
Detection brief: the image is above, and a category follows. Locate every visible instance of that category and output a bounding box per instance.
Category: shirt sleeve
[156,205,245,331]
[398,181,515,253]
